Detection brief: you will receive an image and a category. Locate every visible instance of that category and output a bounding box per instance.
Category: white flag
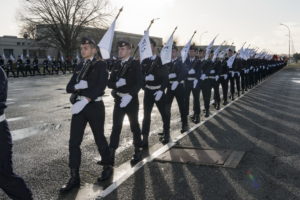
[212,45,222,62]
[10,54,15,61]
[205,35,218,60]
[160,34,173,65]
[181,38,192,63]
[98,19,116,59]
[227,54,237,68]
[2,53,6,60]
[47,55,52,61]
[61,55,65,62]
[138,30,153,62]
[21,54,24,61]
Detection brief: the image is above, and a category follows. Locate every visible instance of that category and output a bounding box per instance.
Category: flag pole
[133,18,160,57]
[114,7,123,21]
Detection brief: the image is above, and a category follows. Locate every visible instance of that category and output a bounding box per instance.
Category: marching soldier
[106,40,143,165]
[32,56,41,76]
[16,56,25,77]
[165,44,188,133]
[219,54,230,105]
[25,56,32,76]
[6,58,16,78]
[0,65,33,199]
[212,56,221,110]
[228,50,241,100]
[141,38,170,146]
[42,58,51,75]
[185,46,202,124]
[60,37,113,193]
[200,50,216,117]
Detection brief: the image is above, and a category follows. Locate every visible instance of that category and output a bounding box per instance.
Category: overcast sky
[0,0,299,54]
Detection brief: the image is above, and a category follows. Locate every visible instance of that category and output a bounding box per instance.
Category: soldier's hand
[71,98,89,115]
[171,81,179,91]
[188,69,195,75]
[74,80,88,90]
[193,79,198,88]
[116,78,126,88]
[120,94,132,108]
[145,74,154,81]
[154,90,163,101]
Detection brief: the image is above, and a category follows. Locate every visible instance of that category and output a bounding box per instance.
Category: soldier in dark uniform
[141,38,170,145]
[165,44,188,133]
[52,58,58,75]
[42,58,50,75]
[106,40,143,165]
[16,56,25,77]
[212,55,221,110]
[200,50,216,117]
[6,58,16,78]
[219,54,230,105]
[228,50,240,100]
[0,66,33,199]
[185,46,202,124]
[32,56,41,76]
[72,57,78,73]
[25,56,32,76]
[60,37,113,193]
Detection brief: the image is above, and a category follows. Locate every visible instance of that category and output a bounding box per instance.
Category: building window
[17,42,20,45]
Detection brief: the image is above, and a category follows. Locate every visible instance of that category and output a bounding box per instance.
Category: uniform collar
[121,56,130,64]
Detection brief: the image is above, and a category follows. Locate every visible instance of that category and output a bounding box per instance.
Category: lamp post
[280,23,291,61]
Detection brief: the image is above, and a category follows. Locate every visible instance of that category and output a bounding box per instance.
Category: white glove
[171,81,179,91]
[154,90,163,101]
[71,98,89,115]
[74,80,88,90]
[168,73,176,79]
[210,70,215,74]
[120,94,132,108]
[188,69,195,75]
[200,74,206,80]
[193,79,198,88]
[145,74,154,81]
[116,78,126,88]
[215,75,219,81]
[224,74,228,80]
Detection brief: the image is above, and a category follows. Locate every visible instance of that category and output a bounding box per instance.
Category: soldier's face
[118,46,131,59]
[189,49,196,58]
[80,44,96,59]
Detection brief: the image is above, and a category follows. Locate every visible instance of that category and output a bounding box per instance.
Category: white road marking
[7,116,25,122]
[19,104,31,108]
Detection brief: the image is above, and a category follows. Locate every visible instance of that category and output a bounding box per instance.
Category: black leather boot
[98,165,113,182]
[181,123,189,133]
[205,110,210,118]
[193,114,200,124]
[60,169,80,193]
[216,102,220,110]
[97,147,115,166]
[130,148,142,166]
[159,131,170,144]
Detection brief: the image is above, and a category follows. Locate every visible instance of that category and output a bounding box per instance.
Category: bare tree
[19,0,111,57]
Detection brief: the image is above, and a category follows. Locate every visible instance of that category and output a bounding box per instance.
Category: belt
[77,96,102,102]
[187,77,196,81]
[208,76,215,79]
[170,80,184,84]
[0,114,6,122]
[116,92,129,97]
[220,74,227,77]
[146,85,161,90]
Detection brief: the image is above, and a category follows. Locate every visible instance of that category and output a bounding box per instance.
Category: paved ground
[1,64,299,200]
[103,64,300,200]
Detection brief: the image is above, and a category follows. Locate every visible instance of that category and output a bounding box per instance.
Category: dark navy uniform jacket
[108,57,143,99]
[66,58,108,101]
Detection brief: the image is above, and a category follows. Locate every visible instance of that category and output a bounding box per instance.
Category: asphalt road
[1,64,299,200]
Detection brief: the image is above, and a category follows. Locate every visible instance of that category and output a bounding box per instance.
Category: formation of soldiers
[0,36,287,199]
[0,55,78,78]
[59,37,286,193]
